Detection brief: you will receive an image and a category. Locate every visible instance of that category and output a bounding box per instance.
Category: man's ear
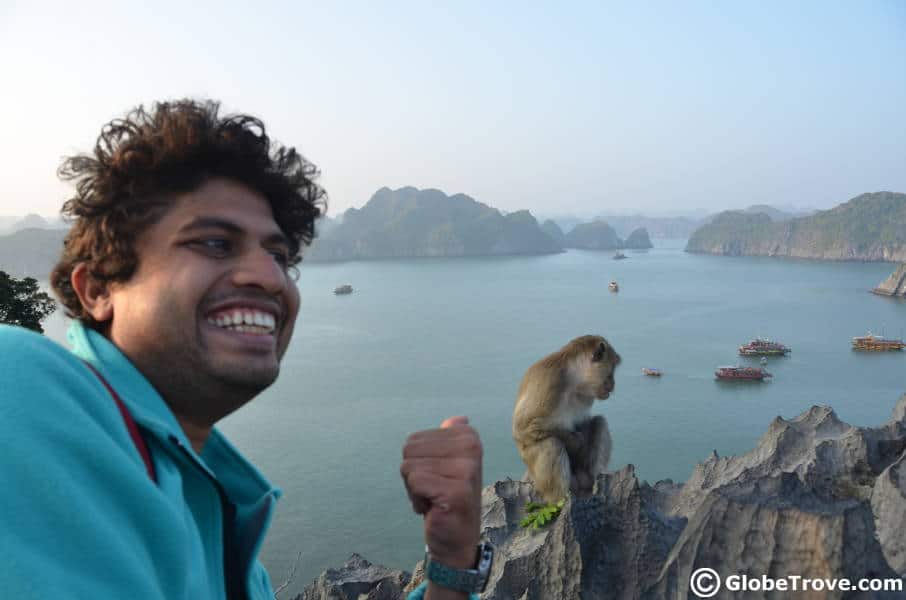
[71,263,114,323]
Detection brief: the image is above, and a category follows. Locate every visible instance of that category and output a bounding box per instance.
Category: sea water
[40,241,905,595]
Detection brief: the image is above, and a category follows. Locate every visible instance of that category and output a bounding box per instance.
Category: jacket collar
[67,320,279,504]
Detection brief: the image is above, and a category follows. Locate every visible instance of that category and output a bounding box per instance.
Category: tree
[0,271,57,333]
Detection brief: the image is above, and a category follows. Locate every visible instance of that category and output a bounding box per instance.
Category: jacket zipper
[170,436,248,600]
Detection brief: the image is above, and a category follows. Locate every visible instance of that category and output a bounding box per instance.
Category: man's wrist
[426,545,479,570]
[425,582,472,600]
[424,542,493,595]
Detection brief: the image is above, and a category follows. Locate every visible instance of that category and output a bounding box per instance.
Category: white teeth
[208,308,277,334]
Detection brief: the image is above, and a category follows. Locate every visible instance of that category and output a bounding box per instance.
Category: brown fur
[512,335,620,502]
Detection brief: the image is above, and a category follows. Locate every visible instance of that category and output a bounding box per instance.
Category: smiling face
[103,177,301,424]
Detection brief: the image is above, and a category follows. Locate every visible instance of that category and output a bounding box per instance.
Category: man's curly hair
[50,99,325,327]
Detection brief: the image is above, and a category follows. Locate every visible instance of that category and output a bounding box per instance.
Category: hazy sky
[1,1,904,219]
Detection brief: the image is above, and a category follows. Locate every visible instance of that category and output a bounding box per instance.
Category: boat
[715,366,772,381]
[852,332,905,351]
[613,251,627,260]
[642,368,662,377]
[608,281,619,292]
[738,338,791,356]
[333,284,353,295]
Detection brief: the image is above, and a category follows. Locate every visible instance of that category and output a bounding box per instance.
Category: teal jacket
[0,322,280,599]
[0,322,470,600]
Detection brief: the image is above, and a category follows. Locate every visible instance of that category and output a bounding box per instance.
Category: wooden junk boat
[738,338,791,356]
[715,366,772,381]
[852,332,905,351]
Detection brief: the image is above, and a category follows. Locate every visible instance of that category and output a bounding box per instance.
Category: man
[0,100,486,599]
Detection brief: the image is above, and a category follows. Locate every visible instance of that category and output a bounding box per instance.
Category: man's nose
[232,248,287,293]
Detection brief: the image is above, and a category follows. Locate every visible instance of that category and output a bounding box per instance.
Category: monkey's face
[591,338,621,399]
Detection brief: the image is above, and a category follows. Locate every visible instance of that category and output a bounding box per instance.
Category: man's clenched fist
[400,416,482,570]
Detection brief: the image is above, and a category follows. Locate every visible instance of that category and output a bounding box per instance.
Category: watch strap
[423,542,493,594]
[405,581,480,600]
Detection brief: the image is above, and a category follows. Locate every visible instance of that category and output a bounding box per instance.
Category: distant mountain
[0,217,18,235]
[560,220,654,252]
[305,187,562,261]
[742,205,814,222]
[14,214,50,230]
[0,228,67,278]
[540,220,565,245]
[564,220,622,250]
[623,228,653,249]
[546,216,585,236]
[591,215,703,239]
[686,192,906,262]
[315,215,339,237]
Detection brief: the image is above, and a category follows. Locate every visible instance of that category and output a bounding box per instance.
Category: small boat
[613,251,627,260]
[715,366,772,381]
[333,284,353,295]
[642,368,662,377]
[852,332,905,351]
[738,338,791,356]
[760,356,768,366]
[608,281,619,292]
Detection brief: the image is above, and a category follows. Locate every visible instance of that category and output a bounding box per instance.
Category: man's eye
[192,238,232,253]
[269,249,291,267]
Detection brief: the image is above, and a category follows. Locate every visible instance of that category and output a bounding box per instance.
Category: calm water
[42,242,906,595]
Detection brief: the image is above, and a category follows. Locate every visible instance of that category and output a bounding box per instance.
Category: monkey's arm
[547,427,586,457]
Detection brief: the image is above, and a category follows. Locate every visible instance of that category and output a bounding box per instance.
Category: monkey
[512,335,621,504]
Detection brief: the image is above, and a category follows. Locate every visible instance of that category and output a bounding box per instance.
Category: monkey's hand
[550,427,586,457]
[401,416,482,572]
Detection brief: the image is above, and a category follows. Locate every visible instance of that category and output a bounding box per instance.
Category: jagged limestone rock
[298,554,410,600]
[301,396,906,600]
[873,264,906,297]
[871,450,906,574]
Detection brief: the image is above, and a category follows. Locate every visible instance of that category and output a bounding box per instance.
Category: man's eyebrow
[177,217,290,246]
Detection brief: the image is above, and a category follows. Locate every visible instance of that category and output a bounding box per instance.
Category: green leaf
[519,500,565,529]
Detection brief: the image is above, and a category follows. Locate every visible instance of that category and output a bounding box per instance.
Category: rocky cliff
[540,220,566,246]
[305,187,562,261]
[300,395,906,599]
[623,227,653,250]
[0,228,67,279]
[562,222,653,251]
[563,220,622,250]
[873,265,906,298]
[686,192,906,262]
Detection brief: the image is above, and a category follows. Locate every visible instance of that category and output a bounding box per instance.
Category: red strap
[83,362,157,483]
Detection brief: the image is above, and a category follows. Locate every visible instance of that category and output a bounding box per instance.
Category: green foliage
[519,499,566,529]
[0,270,56,333]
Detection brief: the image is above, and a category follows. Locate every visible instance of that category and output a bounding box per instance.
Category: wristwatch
[424,542,494,593]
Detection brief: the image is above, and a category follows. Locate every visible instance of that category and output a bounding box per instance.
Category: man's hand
[401,416,482,571]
